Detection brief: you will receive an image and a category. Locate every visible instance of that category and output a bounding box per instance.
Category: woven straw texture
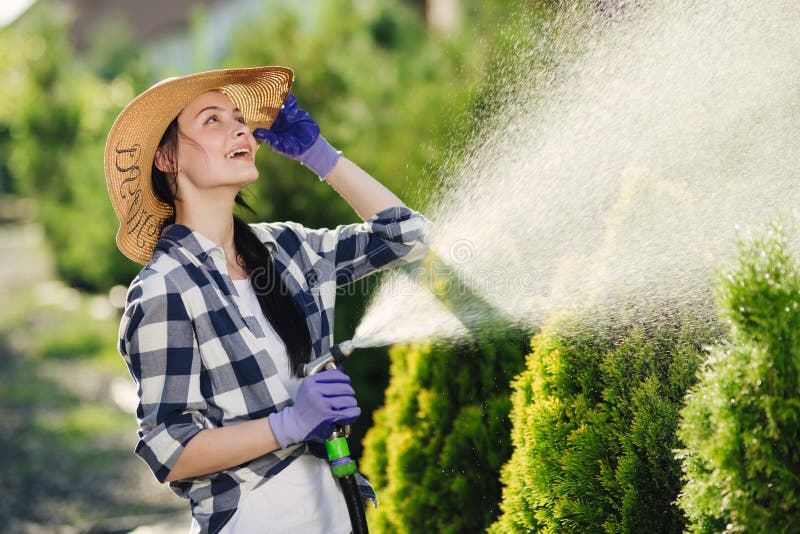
[104,66,294,264]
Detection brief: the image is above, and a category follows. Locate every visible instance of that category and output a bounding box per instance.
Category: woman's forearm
[325,157,406,220]
[164,417,280,482]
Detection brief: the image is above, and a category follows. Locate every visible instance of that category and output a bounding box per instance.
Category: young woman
[104,66,429,533]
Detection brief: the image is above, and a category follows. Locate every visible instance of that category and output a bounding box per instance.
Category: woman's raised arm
[325,156,406,220]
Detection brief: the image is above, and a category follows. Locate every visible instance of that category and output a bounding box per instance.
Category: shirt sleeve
[118,273,207,483]
[294,205,432,286]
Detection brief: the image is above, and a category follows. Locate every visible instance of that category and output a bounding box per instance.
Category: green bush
[361,335,528,533]
[677,223,800,533]
[490,313,717,533]
[2,5,146,289]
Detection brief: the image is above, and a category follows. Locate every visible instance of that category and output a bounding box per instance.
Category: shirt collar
[159,223,277,264]
[159,224,225,264]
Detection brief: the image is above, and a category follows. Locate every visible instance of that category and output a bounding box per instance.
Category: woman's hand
[267,368,361,448]
[257,93,407,219]
[253,94,341,180]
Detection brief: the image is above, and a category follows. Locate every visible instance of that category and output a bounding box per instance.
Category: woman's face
[170,90,260,192]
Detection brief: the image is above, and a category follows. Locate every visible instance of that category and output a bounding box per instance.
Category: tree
[677,223,800,533]
[362,334,528,533]
[491,312,717,533]
[224,0,510,456]
[2,3,144,288]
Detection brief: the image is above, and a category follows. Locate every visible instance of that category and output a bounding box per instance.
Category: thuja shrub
[361,334,527,533]
[490,313,718,533]
[677,224,800,533]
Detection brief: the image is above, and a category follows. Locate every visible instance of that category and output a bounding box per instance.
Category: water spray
[353,0,800,347]
[303,340,368,534]
[401,250,517,340]
[355,249,521,348]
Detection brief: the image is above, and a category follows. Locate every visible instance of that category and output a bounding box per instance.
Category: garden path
[0,210,189,533]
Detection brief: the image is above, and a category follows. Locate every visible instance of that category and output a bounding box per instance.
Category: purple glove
[253,94,342,180]
[268,369,360,449]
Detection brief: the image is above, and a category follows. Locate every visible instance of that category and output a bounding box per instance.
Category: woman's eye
[205,115,218,124]
[237,116,246,124]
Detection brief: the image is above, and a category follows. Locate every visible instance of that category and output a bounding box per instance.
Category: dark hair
[153,117,313,377]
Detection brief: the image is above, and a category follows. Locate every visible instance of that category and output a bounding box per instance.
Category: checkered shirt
[118,205,430,533]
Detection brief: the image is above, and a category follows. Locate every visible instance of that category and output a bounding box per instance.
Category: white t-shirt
[211,279,350,534]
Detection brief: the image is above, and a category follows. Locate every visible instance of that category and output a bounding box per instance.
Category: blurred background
[0,0,522,531]
[4,1,799,533]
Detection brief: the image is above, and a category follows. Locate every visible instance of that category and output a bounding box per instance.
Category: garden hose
[304,341,369,534]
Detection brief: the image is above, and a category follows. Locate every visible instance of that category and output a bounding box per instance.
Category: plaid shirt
[118,205,430,533]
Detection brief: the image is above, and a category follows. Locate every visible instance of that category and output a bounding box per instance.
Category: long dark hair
[153,117,312,377]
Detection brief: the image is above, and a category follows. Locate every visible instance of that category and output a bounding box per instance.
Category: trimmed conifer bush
[490,313,717,533]
[361,334,528,533]
[677,224,800,533]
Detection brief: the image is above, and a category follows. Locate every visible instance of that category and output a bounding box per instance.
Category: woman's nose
[232,120,250,137]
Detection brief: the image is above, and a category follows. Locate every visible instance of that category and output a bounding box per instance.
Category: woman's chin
[238,168,260,187]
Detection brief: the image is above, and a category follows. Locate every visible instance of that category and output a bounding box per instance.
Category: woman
[104,66,429,533]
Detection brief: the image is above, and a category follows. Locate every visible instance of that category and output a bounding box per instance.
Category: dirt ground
[0,219,190,533]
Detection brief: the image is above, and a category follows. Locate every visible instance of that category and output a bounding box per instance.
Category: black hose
[338,473,368,533]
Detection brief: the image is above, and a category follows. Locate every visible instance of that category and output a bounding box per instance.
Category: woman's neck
[174,191,245,278]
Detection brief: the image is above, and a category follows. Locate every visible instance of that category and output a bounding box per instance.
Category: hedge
[677,223,800,533]
[490,312,718,533]
[361,334,528,533]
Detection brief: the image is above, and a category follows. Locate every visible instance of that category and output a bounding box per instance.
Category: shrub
[490,312,717,533]
[677,223,800,533]
[2,5,146,289]
[361,334,528,533]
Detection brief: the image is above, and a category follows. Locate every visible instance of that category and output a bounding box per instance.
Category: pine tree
[677,223,800,533]
[491,312,716,533]
[361,334,528,533]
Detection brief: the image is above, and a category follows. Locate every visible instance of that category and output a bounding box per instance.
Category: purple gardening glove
[267,368,360,449]
[253,93,342,180]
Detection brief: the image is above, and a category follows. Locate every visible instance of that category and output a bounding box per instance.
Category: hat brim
[104,66,294,264]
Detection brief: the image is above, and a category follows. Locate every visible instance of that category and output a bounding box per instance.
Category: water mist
[354,0,800,348]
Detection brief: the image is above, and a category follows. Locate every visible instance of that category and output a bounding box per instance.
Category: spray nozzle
[303,340,356,376]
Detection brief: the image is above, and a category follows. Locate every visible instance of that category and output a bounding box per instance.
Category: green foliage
[1,5,147,289]
[0,0,500,289]
[490,313,717,533]
[225,0,494,225]
[677,223,800,533]
[0,0,525,466]
[361,334,528,533]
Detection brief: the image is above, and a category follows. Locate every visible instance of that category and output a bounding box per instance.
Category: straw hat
[104,66,294,264]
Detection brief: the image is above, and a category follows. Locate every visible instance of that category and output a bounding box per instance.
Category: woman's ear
[154,148,176,174]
